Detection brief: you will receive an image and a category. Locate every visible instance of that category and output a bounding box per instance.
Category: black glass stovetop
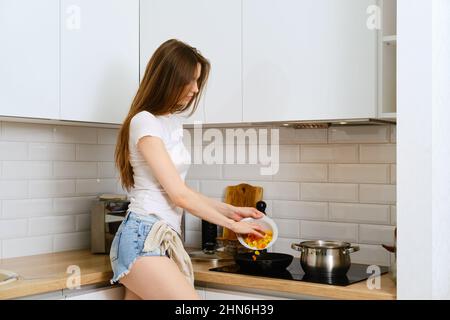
[209,259,388,286]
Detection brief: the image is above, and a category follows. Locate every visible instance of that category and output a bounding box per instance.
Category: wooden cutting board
[222,183,263,240]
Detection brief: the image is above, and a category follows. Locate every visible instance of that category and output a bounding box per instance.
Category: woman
[111,39,266,300]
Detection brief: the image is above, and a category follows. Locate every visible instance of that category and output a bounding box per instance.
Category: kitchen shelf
[378,0,397,119]
[383,35,397,44]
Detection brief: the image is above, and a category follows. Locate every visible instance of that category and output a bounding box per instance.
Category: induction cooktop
[209,259,389,286]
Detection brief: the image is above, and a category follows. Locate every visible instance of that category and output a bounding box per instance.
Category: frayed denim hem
[110,251,165,285]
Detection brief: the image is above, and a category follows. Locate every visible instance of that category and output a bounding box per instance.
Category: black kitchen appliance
[201,220,218,253]
[210,260,389,286]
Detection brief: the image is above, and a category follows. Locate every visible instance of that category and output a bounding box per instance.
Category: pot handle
[344,245,360,254]
[291,243,304,253]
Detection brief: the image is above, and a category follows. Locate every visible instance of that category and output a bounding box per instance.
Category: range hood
[188,118,396,129]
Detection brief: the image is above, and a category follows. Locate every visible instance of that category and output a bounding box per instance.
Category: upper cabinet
[60,0,139,124]
[378,0,397,119]
[242,0,378,122]
[0,0,60,119]
[140,0,242,125]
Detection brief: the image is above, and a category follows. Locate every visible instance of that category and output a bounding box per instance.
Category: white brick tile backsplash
[0,219,28,239]
[75,214,90,231]
[185,180,200,192]
[360,144,396,163]
[2,198,53,219]
[274,164,327,182]
[328,126,390,143]
[329,203,390,224]
[272,200,328,220]
[301,183,358,202]
[300,221,358,242]
[54,126,97,144]
[279,127,328,144]
[360,184,396,204]
[301,145,358,163]
[273,219,300,238]
[97,128,118,144]
[2,161,52,179]
[29,143,76,161]
[97,162,117,178]
[53,196,96,215]
[279,145,300,163]
[1,122,53,142]
[390,165,396,184]
[390,125,396,143]
[29,215,76,236]
[53,231,90,252]
[0,142,28,160]
[390,206,397,225]
[2,236,53,258]
[257,181,300,200]
[0,181,28,199]
[359,224,396,245]
[351,244,390,266]
[199,179,295,202]
[223,164,272,181]
[29,180,75,198]
[76,178,118,195]
[271,237,302,257]
[185,213,201,232]
[329,164,389,184]
[53,162,97,179]
[186,164,222,180]
[76,144,115,161]
[0,121,396,264]
[184,230,201,249]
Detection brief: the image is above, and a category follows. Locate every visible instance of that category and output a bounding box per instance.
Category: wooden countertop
[0,250,396,300]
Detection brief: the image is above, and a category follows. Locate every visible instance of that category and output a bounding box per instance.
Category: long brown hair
[115,39,210,191]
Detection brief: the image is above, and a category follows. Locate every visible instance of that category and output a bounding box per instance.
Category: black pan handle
[255,200,268,254]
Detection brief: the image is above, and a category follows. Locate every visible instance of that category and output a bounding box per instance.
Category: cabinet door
[65,286,124,300]
[61,0,139,124]
[0,0,59,119]
[140,0,242,125]
[243,0,377,122]
[204,288,288,300]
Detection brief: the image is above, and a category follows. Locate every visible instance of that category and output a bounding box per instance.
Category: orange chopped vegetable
[252,255,257,261]
[244,230,273,250]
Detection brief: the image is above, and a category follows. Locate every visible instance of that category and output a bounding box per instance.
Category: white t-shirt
[127,111,191,234]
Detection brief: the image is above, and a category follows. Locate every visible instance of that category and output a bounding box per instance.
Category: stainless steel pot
[291,240,360,276]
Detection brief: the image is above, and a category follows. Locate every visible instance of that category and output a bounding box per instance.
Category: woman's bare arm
[137,136,264,237]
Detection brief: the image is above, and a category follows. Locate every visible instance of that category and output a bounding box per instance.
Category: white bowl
[236,215,278,250]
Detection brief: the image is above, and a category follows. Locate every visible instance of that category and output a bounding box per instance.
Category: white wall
[397,0,450,299]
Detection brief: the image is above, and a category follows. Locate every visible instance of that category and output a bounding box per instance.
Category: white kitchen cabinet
[378,0,397,119]
[243,0,378,122]
[140,0,242,125]
[64,285,124,300]
[201,287,290,300]
[0,0,59,119]
[60,0,139,124]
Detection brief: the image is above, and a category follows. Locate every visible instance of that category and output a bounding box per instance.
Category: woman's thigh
[119,255,200,300]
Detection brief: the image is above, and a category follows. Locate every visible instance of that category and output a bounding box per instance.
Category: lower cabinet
[64,285,124,300]
[196,287,290,300]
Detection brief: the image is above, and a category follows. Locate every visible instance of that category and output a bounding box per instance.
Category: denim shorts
[110,211,167,284]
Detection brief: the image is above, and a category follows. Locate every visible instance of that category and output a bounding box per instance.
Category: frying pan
[235,252,293,273]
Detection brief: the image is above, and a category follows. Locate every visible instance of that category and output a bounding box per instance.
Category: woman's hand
[229,220,266,239]
[226,206,265,222]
